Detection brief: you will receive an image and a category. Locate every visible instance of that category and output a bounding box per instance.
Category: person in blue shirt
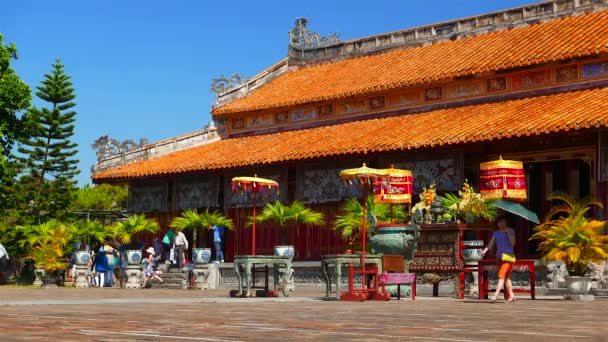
[92,247,108,287]
[482,215,516,303]
[209,225,225,263]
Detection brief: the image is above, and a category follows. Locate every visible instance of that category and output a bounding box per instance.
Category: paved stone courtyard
[0,288,606,341]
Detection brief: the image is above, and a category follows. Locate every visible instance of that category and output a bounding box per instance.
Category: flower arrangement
[441,180,496,222]
[411,183,436,214]
[411,183,436,222]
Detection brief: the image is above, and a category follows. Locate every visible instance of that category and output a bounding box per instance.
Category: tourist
[153,238,163,267]
[142,248,163,288]
[482,215,516,302]
[162,229,175,263]
[92,247,108,288]
[104,242,118,287]
[0,243,9,284]
[173,230,188,268]
[209,225,225,263]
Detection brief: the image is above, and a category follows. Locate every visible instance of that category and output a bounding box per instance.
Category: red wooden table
[478,259,536,299]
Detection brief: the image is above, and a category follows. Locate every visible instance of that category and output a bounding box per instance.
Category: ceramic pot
[566,276,593,295]
[126,249,143,265]
[192,248,212,264]
[75,251,91,265]
[370,223,419,260]
[274,245,295,259]
[461,240,484,262]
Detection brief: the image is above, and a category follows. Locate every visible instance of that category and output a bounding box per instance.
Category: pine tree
[16,60,79,219]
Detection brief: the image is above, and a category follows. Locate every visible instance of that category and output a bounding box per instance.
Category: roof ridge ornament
[289,18,339,49]
[210,73,246,96]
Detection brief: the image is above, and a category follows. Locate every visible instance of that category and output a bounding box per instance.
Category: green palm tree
[111,214,159,245]
[253,201,324,245]
[531,193,608,276]
[333,196,408,250]
[170,209,234,248]
[69,220,110,248]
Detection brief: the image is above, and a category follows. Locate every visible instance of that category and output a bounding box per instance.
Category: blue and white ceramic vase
[274,245,295,260]
[192,248,212,264]
[75,251,91,265]
[126,249,143,265]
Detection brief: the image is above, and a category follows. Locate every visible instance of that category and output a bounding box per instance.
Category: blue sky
[2,0,532,185]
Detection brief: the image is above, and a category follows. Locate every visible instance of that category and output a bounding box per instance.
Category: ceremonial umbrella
[231,175,279,256]
[374,165,413,221]
[489,199,540,224]
[339,164,390,269]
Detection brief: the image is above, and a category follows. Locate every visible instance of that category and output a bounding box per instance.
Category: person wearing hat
[142,247,163,288]
[104,241,118,288]
[92,247,108,287]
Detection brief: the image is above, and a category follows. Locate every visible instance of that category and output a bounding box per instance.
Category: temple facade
[93,0,608,262]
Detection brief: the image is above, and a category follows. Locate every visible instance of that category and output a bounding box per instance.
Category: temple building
[93,0,608,262]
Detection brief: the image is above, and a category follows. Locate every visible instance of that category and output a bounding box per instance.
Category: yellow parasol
[231,175,279,256]
[339,164,389,277]
[339,163,390,181]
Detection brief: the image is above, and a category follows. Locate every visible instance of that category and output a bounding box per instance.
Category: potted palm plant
[334,196,414,257]
[170,209,234,264]
[111,214,159,264]
[18,220,70,285]
[254,201,324,258]
[531,194,608,297]
[69,220,109,265]
[22,221,71,288]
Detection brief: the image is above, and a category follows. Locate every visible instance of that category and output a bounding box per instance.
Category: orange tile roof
[212,10,608,115]
[93,87,608,181]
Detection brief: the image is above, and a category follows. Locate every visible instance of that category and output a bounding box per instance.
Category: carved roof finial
[289,17,339,49]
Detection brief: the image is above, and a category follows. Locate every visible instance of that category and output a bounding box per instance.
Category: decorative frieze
[173,175,219,210]
[128,180,168,213]
[297,164,362,204]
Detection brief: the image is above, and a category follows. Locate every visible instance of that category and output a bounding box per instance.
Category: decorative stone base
[546,288,568,295]
[33,269,45,287]
[75,265,89,288]
[591,289,608,296]
[564,294,595,301]
[125,265,143,289]
[193,263,220,289]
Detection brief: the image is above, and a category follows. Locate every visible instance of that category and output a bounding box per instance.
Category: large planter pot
[566,276,593,295]
[75,251,91,265]
[370,223,419,260]
[192,248,212,264]
[41,275,58,288]
[461,240,484,263]
[274,245,295,259]
[125,250,143,265]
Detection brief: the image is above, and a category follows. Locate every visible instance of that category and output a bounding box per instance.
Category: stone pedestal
[465,261,479,295]
[125,265,143,289]
[75,265,89,288]
[193,263,220,289]
[33,269,45,287]
[565,294,595,301]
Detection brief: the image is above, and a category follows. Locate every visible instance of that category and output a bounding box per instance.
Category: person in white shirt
[173,231,188,268]
[0,243,9,284]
